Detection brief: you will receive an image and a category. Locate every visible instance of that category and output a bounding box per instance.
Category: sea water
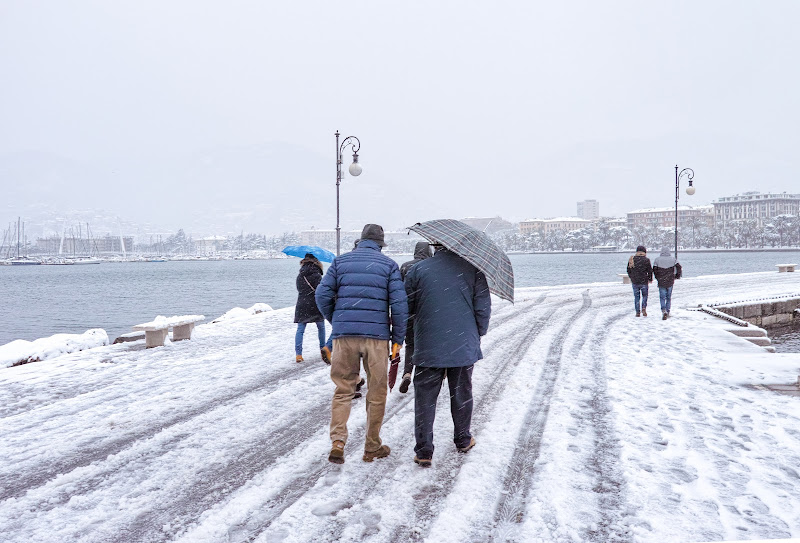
[1,250,798,346]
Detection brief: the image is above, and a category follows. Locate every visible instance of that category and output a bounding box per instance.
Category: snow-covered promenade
[1,272,799,543]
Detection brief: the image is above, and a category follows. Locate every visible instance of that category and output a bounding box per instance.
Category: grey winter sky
[1,1,799,236]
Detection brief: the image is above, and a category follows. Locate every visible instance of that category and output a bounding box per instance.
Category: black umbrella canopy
[408,219,515,303]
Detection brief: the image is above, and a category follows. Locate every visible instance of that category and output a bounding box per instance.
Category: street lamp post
[335,130,362,256]
[674,165,695,261]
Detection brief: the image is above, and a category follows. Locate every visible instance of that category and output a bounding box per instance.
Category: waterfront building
[195,235,227,254]
[519,217,592,235]
[577,200,599,220]
[713,191,800,228]
[627,205,714,230]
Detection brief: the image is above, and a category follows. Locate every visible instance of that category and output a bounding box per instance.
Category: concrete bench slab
[133,315,205,348]
[618,273,631,284]
[776,263,796,272]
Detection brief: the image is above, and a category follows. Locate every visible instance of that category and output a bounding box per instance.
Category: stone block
[775,313,792,325]
[746,337,772,347]
[145,329,169,348]
[172,322,195,341]
[761,314,778,327]
[744,304,761,318]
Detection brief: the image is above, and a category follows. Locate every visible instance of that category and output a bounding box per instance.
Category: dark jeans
[402,323,415,377]
[659,286,673,313]
[295,322,326,355]
[632,283,649,312]
[414,365,474,460]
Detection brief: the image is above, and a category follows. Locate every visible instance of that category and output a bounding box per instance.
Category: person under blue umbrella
[294,253,332,363]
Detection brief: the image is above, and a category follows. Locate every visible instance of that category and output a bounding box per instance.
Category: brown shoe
[413,455,432,467]
[635,312,641,317]
[363,444,390,462]
[662,312,668,320]
[320,346,331,365]
[295,355,304,363]
[457,437,476,453]
[328,440,345,464]
[642,308,647,317]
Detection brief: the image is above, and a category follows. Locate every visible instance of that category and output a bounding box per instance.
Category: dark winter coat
[404,248,491,368]
[626,252,653,284]
[315,239,408,344]
[400,242,432,280]
[295,257,324,323]
[652,248,683,288]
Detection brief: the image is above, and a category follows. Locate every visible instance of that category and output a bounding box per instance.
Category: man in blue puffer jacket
[316,224,408,465]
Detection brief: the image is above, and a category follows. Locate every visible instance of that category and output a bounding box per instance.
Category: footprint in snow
[262,528,289,543]
[311,500,350,516]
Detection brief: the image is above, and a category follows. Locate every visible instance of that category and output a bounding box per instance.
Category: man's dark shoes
[328,440,345,464]
[398,373,412,394]
[642,308,647,317]
[635,311,641,317]
[363,444,390,462]
[352,391,362,399]
[414,455,432,467]
[356,377,365,391]
[662,312,668,320]
[457,437,476,453]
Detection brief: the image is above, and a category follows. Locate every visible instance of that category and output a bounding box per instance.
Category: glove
[390,343,402,358]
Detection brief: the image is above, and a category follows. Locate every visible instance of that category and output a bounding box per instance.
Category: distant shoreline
[508,248,800,255]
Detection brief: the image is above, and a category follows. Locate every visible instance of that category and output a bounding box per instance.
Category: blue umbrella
[282,245,336,263]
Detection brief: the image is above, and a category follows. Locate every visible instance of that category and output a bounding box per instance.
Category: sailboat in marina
[2,218,40,265]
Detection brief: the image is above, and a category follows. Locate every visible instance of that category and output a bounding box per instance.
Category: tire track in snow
[236,295,552,543]
[341,300,562,543]
[0,357,327,501]
[490,290,593,541]
[583,308,633,543]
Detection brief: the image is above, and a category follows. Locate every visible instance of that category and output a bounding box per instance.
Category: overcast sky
[1,1,799,234]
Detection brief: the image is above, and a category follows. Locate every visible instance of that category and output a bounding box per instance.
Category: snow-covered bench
[133,315,205,348]
[618,273,631,284]
[776,263,796,273]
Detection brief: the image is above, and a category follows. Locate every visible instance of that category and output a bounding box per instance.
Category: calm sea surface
[1,251,799,346]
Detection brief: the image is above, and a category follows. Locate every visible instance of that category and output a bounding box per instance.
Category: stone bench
[776,263,796,272]
[618,273,631,284]
[133,315,205,348]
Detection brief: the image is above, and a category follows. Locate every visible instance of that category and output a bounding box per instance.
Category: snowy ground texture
[2,272,800,543]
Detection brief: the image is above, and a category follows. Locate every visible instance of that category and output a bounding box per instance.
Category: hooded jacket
[400,242,432,280]
[295,257,325,323]
[405,248,491,368]
[626,251,653,284]
[315,239,408,344]
[653,248,683,288]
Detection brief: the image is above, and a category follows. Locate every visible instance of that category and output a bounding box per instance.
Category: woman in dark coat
[295,254,328,363]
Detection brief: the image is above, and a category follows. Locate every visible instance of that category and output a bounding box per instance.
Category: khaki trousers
[330,337,389,452]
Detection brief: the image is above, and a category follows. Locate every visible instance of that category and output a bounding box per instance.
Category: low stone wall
[715,298,800,328]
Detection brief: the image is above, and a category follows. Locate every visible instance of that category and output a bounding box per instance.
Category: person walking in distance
[652,247,683,320]
[627,245,653,317]
[404,244,491,467]
[293,254,328,363]
[315,224,408,464]
[397,241,432,394]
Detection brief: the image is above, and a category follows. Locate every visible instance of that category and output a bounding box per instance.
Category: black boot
[398,373,412,394]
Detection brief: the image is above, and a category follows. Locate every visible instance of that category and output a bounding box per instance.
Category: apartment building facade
[576,200,600,220]
[626,205,714,230]
[713,191,800,227]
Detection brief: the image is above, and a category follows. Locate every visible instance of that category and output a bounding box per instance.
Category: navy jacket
[405,248,491,368]
[315,239,408,344]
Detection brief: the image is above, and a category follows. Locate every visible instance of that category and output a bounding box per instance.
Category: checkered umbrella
[408,219,514,303]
